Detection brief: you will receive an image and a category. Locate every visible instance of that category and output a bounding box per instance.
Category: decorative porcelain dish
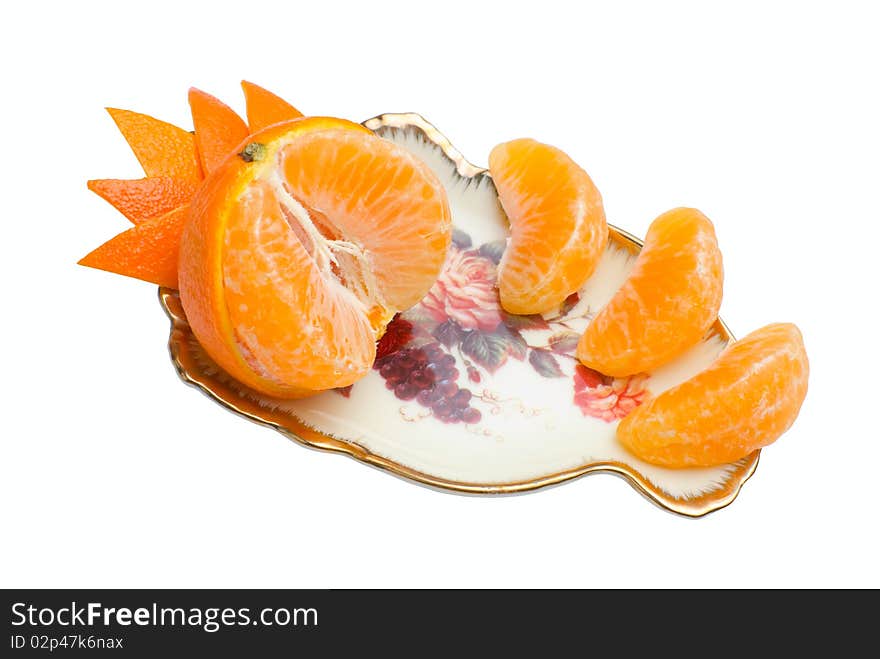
[160,113,758,517]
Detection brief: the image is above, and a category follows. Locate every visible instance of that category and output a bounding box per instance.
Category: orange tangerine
[87,177,199,225]
[178,117,452,398]
[617,323,809,468]
[188,88,249,175]
[78,205,189,289]
[83,84,306,287]
[577,207,723,377]
[488,138,608,315]
[105,108,202,182]
[241,80,304,132]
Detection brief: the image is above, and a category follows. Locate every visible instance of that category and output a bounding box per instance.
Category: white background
[2,1,878,588]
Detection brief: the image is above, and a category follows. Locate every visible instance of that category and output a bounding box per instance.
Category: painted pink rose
[573,365,649,423]
[420,247,502,332]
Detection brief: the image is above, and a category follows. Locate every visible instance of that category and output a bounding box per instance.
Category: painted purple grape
[452,389,472,408]
[437,380,458,399]
[373,336,481,427]
[442,367,459,381]
[411,369,435,389]
[462,408,481,424]
[417,388,440,405]
[395,383,417,400]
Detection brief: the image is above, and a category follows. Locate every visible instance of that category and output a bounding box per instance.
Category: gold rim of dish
[159,112,759,518]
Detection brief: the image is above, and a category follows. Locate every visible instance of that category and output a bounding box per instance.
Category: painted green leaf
[478,239,506,265]
[500,310,550,331]
[529,349,565,378]
[496,324,528,360]
[452,228,473,249]
[461,330,509,372]
[548,331,580,354]
[433,320,463,348]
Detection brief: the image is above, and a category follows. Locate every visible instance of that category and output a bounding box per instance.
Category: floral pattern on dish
[573,365,649,423]
[336,227,650,427]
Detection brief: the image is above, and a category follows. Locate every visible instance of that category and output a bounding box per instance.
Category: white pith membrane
[224,150,389,388]
[186,119,752,504]
[266,167,384,321]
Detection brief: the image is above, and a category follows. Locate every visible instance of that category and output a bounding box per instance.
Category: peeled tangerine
[488,139,608,315]
[617,323,809,468]
[578,207,723,377]
[179,117,451,399]
[81,81,304,289]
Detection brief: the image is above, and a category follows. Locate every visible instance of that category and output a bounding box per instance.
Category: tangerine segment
[178,117,452,398]
[106,108,202,182]
[577,207,723,377]
[488,138,607,315]
[241,81,303,133]
[188,88,250,175]
[223,179,376,391]
[617,323,809,468]
[279,130,452,310]
[79,205,189,289]
[87,177,199,224]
